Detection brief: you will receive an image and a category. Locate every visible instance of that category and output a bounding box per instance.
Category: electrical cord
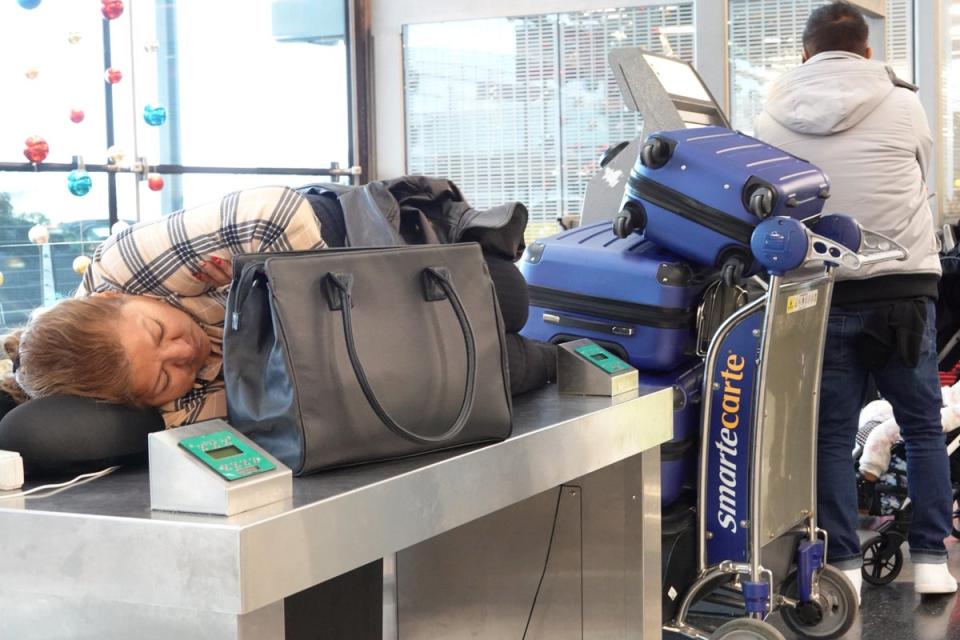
[521,484,582,639]
[0,465,120,501]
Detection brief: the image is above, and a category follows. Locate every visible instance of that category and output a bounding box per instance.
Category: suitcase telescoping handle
[324,268,479,446]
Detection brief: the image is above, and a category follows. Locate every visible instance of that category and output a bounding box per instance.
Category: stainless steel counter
[0,385,672,639]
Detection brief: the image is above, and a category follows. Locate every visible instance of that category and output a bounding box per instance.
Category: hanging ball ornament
[70,108,85,124]
[67,31,82,45]
[143,104,167,127]
[23,136,49,164]
[147,173,165,191]
[106,145,125,165]
[104,67,122,84]
[100,0,124,20]
[67,169,93,197]
[28,224,49,245]
[24,66,39,80]
[17,0,42,9]
[72,255,92,275]
[143,40,159,53]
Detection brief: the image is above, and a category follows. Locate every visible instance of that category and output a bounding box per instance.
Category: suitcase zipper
[628,174,755,245]
[529,285,693,329]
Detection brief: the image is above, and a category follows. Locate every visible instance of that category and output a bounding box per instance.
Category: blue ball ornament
[143,103,167,126]
[67,170,93,197]
[17,0,42,9]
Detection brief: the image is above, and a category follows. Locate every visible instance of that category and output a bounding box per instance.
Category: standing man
[756,1,956,600]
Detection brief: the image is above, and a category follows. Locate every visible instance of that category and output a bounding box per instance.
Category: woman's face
[116,296,212,407]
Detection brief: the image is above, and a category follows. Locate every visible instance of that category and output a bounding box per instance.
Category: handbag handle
[325,267,478,445]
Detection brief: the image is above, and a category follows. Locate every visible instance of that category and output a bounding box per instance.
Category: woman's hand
[193,256,233,288]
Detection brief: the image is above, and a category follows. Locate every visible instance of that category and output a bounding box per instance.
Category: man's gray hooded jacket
[755,51,939,297]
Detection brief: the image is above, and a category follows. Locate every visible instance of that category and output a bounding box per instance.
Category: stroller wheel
[780,565,858,640]
[861,536,904,585]
[952,496,960,539]
[712,617,785,640]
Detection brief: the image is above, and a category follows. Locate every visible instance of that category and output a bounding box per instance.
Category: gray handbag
[222,243,513,475]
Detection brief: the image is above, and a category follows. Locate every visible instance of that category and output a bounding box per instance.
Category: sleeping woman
[0,186,326,428]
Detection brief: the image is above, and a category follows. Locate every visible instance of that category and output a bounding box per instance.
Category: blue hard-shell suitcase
[518,222,715,372]
[640,360,703,443]
[662,438,696,508]
[617,126,830,272]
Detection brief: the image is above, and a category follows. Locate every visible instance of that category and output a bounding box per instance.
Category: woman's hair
[1,296,137,406]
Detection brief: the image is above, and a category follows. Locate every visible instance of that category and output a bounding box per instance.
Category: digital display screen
[206,444,243,460]
[642,53,712,102]
[591,353,609,361]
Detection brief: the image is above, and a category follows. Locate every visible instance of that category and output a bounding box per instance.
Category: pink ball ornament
[101,0,124,20]
[23,136,49,164]
[147,174,165,191]
[70,108,85,124]
[104,67,122,84]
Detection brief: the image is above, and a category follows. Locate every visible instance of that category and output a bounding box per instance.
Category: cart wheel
[861,536,904,585]
[780,565,858,640]
[711,617,785,640]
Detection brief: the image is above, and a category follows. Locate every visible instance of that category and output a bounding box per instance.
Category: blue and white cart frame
[664,215,907,640]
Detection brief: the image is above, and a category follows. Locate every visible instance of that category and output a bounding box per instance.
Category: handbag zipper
[231,277,261,330]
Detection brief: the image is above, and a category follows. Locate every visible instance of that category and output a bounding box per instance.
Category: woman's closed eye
[154,368,170,396]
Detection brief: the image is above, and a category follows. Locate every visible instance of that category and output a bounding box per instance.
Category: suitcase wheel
[600,141,629,168]
[747,186,775,218]
[613,201,647,239]
[719,251,748,287]
[640,137,672,169]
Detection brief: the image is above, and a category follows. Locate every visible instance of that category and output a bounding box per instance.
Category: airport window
[728,0,914,134]
[945,0,960,220]
[0,1,351,331]
[403,4,695,240]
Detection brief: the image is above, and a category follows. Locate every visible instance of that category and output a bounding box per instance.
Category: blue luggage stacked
[518,221,708,506]
[520,222,712,371]
[614,126,830,278]
[640,362,702,507]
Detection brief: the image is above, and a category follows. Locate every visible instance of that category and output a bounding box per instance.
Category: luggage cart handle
[750,215,908,276]
[812,214,908,265]
[855,226,909,265]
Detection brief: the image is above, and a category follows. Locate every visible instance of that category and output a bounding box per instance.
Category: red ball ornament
[104,67,122,84]
[147,174,164,191]
[70,109,85,124]
[23,136,49,164]
[101,0,124,20]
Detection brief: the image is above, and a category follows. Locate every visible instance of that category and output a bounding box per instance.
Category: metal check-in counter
[0,386,672,640]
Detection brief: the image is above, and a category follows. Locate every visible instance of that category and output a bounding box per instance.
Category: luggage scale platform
[0,385,672,640]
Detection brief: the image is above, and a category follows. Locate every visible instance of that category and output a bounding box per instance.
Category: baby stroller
[855,235,960,586]
[855,428,960,586]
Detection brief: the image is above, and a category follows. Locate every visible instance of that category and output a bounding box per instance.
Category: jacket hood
[762,51,895,136]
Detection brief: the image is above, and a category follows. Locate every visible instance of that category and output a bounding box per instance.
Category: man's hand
[193,256,233,287]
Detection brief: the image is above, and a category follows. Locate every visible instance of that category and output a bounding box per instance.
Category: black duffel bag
[223,243,513,475]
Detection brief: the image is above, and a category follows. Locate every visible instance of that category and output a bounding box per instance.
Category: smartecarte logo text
[716,353,746,534]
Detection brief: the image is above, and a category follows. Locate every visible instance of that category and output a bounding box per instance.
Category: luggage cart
[663,215,907,640]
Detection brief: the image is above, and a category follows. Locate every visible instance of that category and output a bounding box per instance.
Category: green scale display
[557,338,639,396]
[574,343,633,374]
[178,430,276,481]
